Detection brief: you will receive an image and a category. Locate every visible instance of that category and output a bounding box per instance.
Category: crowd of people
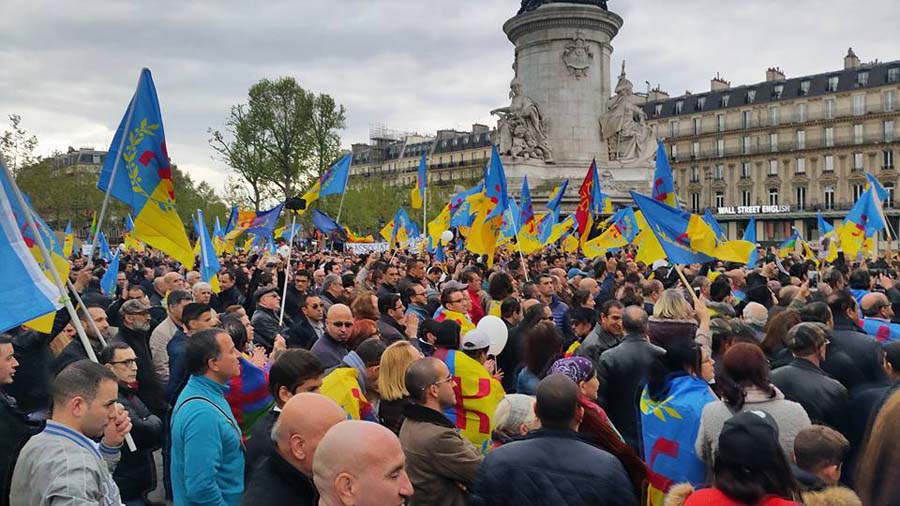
[1,241,900,505]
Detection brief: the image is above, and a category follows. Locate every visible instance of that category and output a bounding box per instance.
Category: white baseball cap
[461,328,491,351]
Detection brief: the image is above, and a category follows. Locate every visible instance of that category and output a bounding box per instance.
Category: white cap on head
[461,328,490,351]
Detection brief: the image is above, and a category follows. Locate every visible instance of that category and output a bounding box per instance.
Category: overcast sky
[1,0,894,194]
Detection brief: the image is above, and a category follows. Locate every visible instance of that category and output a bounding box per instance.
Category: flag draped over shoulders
[320,367,374,422]
[432,348,504,455]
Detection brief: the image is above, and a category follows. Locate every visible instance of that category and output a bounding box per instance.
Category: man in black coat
[282,269,312,322]
[0,334,41,506]
[251,286,290,353]
[597,306,664,449]
[826,293,888,388]
[242,392,345,506]
[771,322,849,435]
[99,342,164,504]
[286,293,325,350]
[114,299,167,416]
[469,374,637,506]
[52,302,111,375]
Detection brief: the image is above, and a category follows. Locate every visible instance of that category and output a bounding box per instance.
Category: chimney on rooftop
[648,85,669,101]
[711,73,730,92]
[766,67,786,82]
[844,47,860,69]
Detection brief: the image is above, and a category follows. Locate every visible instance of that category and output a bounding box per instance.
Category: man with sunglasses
[100,342,164,506]
[399,357,483,506]
[287,293,326,350]
[311,304,355,370]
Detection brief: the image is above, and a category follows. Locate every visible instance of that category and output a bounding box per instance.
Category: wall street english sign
[716,205,791,215]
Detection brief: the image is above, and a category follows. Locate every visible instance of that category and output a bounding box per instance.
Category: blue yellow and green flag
[193,209,221,292]
[582,207,640,259]
[62,221,74,257]
[652,140,680,209]
[839,188,886,258]
[411,152,427,209]
[319,153,353,197]
[484,146,509,220]
[100,250,120,296]
[743,217,758,266]
[97,69,193,266]
[123,214,145,252]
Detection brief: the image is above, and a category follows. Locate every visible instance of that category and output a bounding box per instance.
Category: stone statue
[518,0,608,15]
[562,32,593,79]
[600,62,656,164]
[492,79,554,163]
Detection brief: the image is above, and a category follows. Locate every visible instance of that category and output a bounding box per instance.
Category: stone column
[502,4,623,166]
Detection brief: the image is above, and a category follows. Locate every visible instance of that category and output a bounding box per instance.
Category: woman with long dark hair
[696,343,810,466]
[516,321,563,395]
[668,411,802,506]
[856,389,900,505]
[760,310,801,369]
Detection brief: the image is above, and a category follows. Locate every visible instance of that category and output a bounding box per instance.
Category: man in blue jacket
[170,328,244,506]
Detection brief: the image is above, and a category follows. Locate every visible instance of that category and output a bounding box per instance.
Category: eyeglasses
[431,374,454,387]
[448,298,465,304]
[307,303,322,309]
[110,358,138,367]
[329,321,354,328]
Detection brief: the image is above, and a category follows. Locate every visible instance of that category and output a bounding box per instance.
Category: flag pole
[91,75,140,262]
[2,162,136,452]
[278,213,297,326]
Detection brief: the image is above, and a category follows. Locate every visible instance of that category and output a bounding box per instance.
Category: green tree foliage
[0,114,40,178]
[210,77,346,205]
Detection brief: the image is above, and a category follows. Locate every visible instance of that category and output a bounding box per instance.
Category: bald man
[311,304,354,370]
[313,421,414,506]
[860,292,900,342]
[242,393,345,506]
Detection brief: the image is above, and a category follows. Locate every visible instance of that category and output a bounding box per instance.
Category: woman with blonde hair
[377,340,423,434]
[649,288,711,349]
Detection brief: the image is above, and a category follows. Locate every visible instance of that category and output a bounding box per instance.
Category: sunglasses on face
[307,303,322,309]
[330,321,354,328]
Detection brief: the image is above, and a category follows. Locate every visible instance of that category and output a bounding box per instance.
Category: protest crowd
[3,68,900,506]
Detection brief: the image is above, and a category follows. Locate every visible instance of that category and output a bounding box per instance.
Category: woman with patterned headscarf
[549,356,648,496]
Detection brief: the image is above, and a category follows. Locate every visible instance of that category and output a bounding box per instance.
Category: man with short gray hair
[192,281,213,305]
[320,274,345,312]
[742,301,769,341]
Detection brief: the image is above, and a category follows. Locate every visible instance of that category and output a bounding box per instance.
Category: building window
[747,89,756,103]
[722,94,730,107]
[691,192,701,213]
[717,139,725,157]
[769,189,779,206]
[768,159,778,176]
[853,152,864,170]
[825,99,835,119]
[675,100,684,114]
[652,104,662,117]
[796,157,806,174]
[885,150,895,169]
[825,127,834,147]
[693,118,701,135]
[670,144,678,160]
[824,155,834,172]
[885,91,896,112]
[691,166,699,182]
[742,136,751,154]
[889,67,900,83]
[742,190,752,207]
[853,184,865,202]
[858,71,869,86]
[824,186,835,209]
[773,84,784,99]
[854,124,864,144]
[692,141,700,157]
[799,80,811,96]
[742,110,752,128]
[796,186,806,210]
[769,106,779,125]
[714,164,725,180]
[854,94,866,115]
[715,191,725,208]
[796,103,808,122]
[697,97,706,110]
[741,162,751,179]
[669,121,679,137]
[770,132,778,152]
[797,130,806,149]
[717,114,725,132]
[885,120,894,142]
[886,182,896,208]
[827,75,839,92]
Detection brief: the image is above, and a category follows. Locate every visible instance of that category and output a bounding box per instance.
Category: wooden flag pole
[2,162,136,452]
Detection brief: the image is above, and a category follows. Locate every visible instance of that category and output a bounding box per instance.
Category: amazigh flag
[576,160,599,237]
[193,209,221,292]
[640,375,716,505]
[97,69,193,266]
[484,145,509,220]
[62,221,74,257]
[582,207,639,259]
[319,153,353,197]
[652,140,680,209]
[743,217,758,267]
[237,202,285,239]
[97,231,113,262]
[320,366,375,421]
[839,188,886,258]
[99,250,120,296]
[0,161,65,332]
[123,214,145,252]
[411,151,426,209]
[432,348,504,454]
